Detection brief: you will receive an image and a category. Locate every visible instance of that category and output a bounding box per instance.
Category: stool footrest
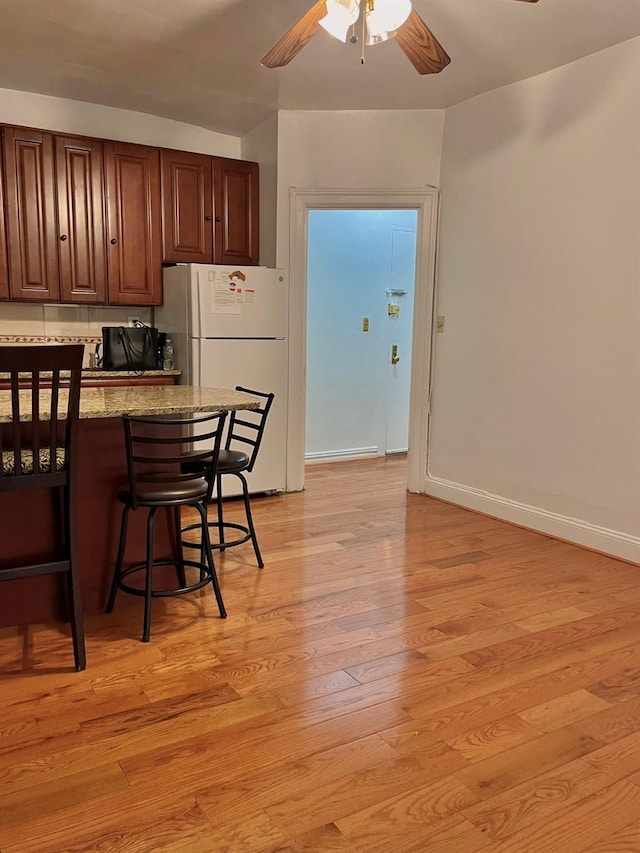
[116,559,214,598]
[181,521,252,551]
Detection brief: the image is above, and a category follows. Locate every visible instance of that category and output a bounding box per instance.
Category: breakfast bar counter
[0,386,259,629]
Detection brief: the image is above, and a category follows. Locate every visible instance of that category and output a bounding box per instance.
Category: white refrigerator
[156,264,288,494]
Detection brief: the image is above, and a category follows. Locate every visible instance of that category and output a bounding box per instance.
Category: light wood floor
[2,456,640,852]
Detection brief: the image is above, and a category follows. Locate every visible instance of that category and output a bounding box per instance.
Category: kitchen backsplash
[0,304,153,367]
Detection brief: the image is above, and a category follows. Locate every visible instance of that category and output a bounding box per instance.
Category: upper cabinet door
[104,141,162,306]
[213,157,259,266]
[2,127,60,302]
[161,149,213,264]
[55,136,107,304]
[0,151,8,300]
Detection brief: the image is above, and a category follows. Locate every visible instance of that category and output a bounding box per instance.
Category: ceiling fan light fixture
[365,18,391,45]
[369,0,412,33]
[319,0,361,42]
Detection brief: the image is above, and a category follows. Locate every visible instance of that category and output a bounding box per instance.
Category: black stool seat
[180,388,275,569]
[181,448,250,475]
[217,448,251,473]
[117,478,208,504]
[106,411,228,643]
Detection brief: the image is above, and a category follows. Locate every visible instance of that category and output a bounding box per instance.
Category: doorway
[287,188,440,494]
[305,209,418,464]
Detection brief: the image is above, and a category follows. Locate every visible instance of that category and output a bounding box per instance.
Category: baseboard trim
[305,446,379,465]
[423,476,640,565]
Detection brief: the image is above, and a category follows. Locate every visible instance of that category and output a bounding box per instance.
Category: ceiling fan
[261,0,539,75]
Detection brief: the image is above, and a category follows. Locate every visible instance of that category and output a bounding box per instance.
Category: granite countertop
[0,385,260,422]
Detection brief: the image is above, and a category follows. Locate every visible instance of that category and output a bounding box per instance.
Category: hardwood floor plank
[333,775,479,840]
[0,762,128,830]
[581,817,640,852]
[444,714,541,762]
[517,688,611,733]
[572,695,640,744]
[265,752,473,836]
[420,622,530,661]
[453,727,602,799]
[461,756,612,841]
[487,779,640,853]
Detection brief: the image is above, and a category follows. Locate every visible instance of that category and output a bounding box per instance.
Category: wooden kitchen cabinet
[55,135,107,304]
[213,156,259,266]
[161,149,213,264]
[104,141,162,306]
[2,127,60,302]
[0,152,8,300]
[0,121,261,307]
[161,151,259,266]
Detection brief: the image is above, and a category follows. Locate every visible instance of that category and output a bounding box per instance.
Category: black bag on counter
[101,325,159,371]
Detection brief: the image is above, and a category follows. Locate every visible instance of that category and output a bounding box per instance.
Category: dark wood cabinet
[104,141,162,306]
[161,151,259,266]
[0,123,261,307]
[2,127,60,302]
[55,136,107,304]
[213,156,259,266]
[0,152,8,300]
[161,149,213,264]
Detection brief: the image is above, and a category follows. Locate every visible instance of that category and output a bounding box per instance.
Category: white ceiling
[0,0,638,137]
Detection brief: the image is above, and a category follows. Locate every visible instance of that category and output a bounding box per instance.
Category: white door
[306,209,417,462]
[196,338,288,494]
[385,227,417,454]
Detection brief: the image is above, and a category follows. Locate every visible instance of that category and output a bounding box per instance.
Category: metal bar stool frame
[181,387,275,569]
[106,410,228,642]
[0,344,86,671]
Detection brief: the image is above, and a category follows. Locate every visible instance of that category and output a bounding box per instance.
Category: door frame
[288,187,440,494]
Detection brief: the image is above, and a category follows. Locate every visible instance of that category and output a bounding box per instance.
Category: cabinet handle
[204,215,212,221]
[110,238,117,245]
[59,234,67,241]
[215,216,222,222]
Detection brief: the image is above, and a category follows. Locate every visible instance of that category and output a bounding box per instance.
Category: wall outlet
[128,316,141,327]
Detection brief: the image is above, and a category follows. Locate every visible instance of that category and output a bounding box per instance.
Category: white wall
[242,114,278,268]
[276,109,445,268]
[0,87,240,155]
[430,37,640,556]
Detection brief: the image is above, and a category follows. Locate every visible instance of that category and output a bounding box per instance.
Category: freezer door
[197,267,287,339]
[197,338,288,494]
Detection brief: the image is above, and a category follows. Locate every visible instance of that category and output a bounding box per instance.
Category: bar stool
[181,388,275,569]
[0,344,86,671]
[105,410,227,642]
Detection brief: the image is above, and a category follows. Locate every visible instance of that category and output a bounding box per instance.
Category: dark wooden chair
[181,387,275,569]
[106,410,228,643]
[0,344,86,671]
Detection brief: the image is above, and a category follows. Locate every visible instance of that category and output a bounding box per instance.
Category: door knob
[391,344,400,365]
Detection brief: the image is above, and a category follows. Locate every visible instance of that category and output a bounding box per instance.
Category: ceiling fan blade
[261,0,328,68]
[394,9,451,75]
